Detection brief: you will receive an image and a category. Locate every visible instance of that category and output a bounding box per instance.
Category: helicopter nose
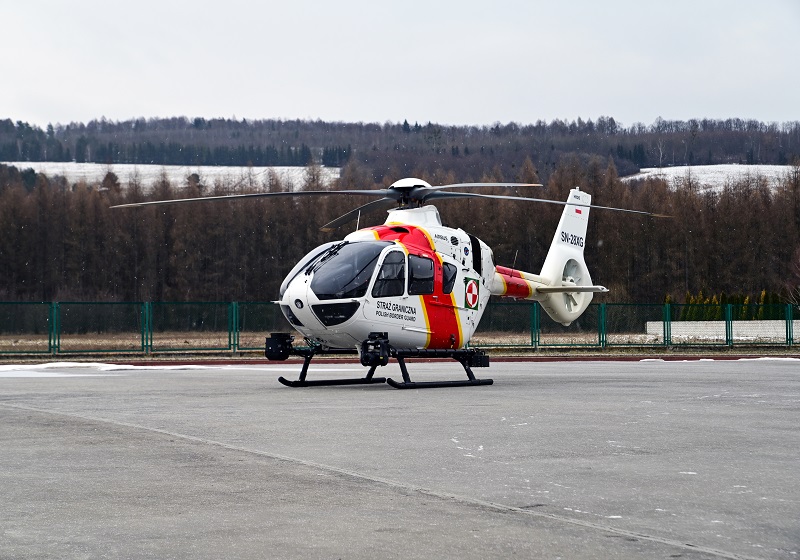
[281,277,323,330]
[279,297,307,328]
[282,273,363,331]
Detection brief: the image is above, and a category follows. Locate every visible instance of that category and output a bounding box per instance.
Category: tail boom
[491,266,607,300]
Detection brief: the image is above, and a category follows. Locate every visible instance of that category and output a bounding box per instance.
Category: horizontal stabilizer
[535,285,608,294]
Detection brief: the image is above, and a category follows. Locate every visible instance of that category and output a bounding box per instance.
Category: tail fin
[490,187,607,326]
[536,187,606,325]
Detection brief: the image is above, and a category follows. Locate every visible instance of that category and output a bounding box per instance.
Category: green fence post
[49,302,56,354]
[531,302,540,348]
[145,302,152,355]
[53,302,61,355]
[150,301,154,354]
[46,302,52,354]
[599,303,607,348]
[725,304,733,347]
[230,302,238,354]
[139,303,146,354]
[528,302,534,347]
[663,303,671,346]
[787,303,794,346]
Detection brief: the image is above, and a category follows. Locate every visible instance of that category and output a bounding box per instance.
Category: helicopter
[113,177,662,388]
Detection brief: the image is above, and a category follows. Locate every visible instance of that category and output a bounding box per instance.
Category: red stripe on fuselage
[368,225,435,249]
[369,225,462,349]
[423,254,462,349]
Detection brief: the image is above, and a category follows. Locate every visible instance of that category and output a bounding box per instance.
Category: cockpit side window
[442,262,458,294]
[371,251,406,298]
[408,255,435,295]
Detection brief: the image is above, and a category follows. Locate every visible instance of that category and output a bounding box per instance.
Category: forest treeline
[2,157,800,305]
[2,116,799,184]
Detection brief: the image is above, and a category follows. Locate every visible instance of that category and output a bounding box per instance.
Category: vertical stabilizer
[490,187,607,325]
[537,188,601,325]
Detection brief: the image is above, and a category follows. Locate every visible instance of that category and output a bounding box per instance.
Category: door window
[371,251,406,298]
[408,255,435,295]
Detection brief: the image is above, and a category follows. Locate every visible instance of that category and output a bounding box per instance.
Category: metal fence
[1,301,797,355]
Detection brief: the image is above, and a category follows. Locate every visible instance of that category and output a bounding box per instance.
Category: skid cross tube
[275,346,387,387]
[385,348,493,389]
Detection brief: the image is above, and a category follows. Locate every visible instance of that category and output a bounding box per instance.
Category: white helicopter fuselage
[278,187,605,350]
[279,205,493,349]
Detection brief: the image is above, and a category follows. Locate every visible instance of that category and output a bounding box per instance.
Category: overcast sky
[3,0,798,129]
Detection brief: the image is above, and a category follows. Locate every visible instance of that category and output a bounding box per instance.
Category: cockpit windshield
[279,241,338,298]
[310,242,392,300]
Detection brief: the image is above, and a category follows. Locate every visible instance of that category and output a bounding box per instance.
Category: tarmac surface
[1,358,798,559]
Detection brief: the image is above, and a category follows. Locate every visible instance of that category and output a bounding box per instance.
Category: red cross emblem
[465,278,479,309]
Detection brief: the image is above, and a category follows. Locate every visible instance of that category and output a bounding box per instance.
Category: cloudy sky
[3,0,798,128]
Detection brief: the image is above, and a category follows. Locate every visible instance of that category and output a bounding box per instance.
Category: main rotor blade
[422,191,670,217]
[430,182,542,191]
[320,198,397,232]
[109,182,542,209]
[110,189,391,209]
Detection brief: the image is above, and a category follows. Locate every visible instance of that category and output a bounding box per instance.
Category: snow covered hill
[5,161,796,193]
[1,161,340,190]
[622,164,794,190]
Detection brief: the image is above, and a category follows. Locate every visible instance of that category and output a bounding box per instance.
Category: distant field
[1,161,340,190]
[622,164,794,190]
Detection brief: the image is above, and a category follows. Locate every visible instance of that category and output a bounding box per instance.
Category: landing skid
[266,333,492,389]
[276,347,387,387]
[385,349,493,389]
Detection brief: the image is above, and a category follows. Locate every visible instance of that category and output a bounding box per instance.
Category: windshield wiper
[305,241,348,275]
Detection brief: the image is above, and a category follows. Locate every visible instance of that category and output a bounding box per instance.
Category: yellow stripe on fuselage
[418,294,432,348]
